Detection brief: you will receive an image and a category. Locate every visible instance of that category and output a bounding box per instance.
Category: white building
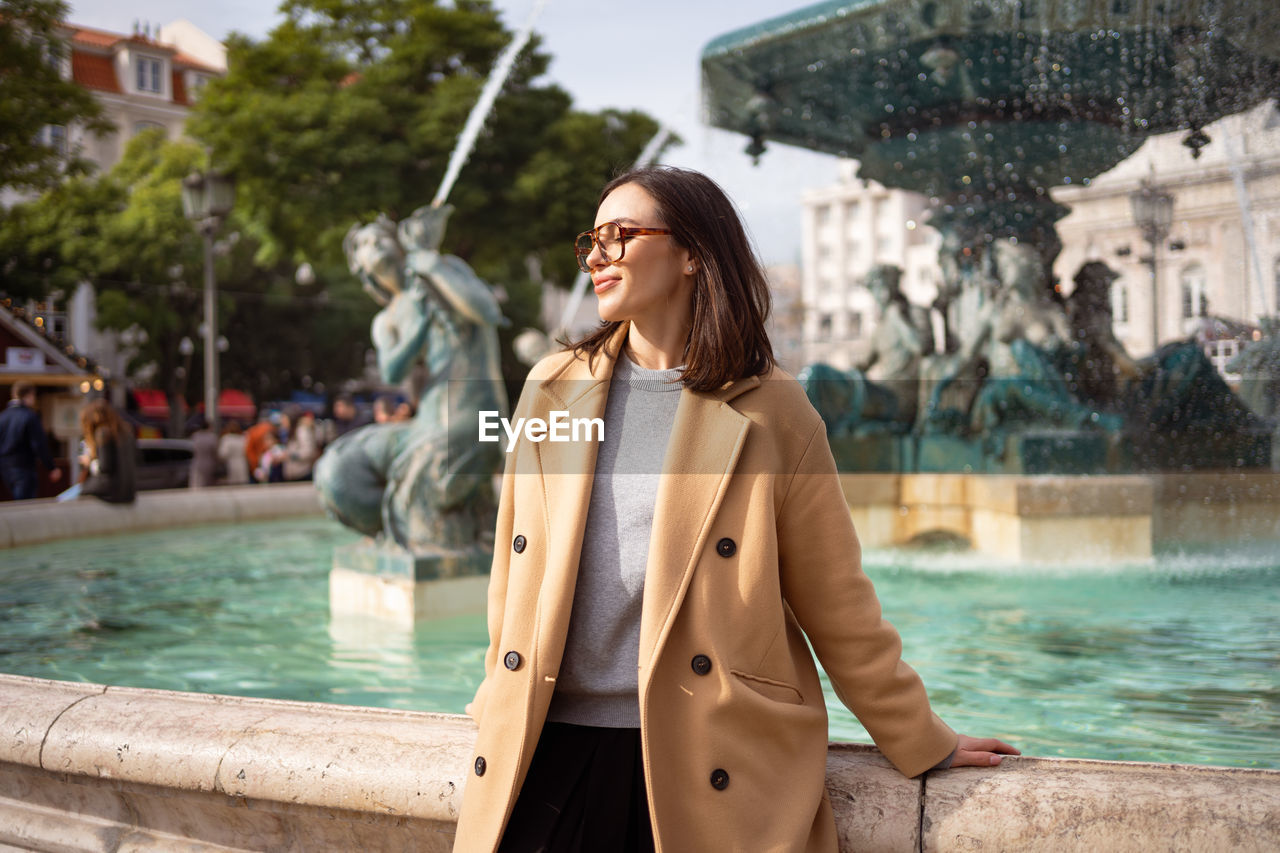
[800,161,940,370]
[56,20,224,174]
[6,20,227,408]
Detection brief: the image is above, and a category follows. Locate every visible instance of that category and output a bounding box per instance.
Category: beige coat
[455,325,956,852]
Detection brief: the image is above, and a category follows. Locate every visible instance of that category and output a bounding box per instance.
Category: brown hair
[80,398,126,456]
[567,167,775,391]
[11,380,34,400]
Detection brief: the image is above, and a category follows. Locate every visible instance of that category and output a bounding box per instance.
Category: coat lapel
[528,327,621,670]
[638,376,758,672]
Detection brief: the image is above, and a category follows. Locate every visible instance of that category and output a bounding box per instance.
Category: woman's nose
[586,241,607,269]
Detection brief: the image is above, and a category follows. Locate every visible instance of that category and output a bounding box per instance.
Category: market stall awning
[218,389,256,419]
[131,389,178,420]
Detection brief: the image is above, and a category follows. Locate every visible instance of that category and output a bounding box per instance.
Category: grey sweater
[546,353,683,728]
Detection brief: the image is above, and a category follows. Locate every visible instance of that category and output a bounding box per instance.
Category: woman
[78,398,136,504]
[217,421,250,485]
[455,167,1016,852]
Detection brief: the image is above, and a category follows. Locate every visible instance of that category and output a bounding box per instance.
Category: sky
[67,0,844,266]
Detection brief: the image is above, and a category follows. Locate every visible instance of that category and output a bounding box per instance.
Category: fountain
[701,0,1280,562]
[703,0,1279,468]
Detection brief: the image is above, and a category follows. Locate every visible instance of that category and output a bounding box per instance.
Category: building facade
[1053,100,1280,362]
[53,20,224,175]
[801,101,1280,373]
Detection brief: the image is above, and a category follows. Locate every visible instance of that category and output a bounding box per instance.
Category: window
[43,125,67,156]
[1113,283,1129,325]
[818,312,833,337]
[815,205,832,227]
[43,40,64,72]
[1205,340,1240,382]
[1180,263,1207,320]
[134,120,165,136]
[848,310,863,338]
[137,56,163,93]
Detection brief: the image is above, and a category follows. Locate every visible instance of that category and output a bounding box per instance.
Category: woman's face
[586,182,694,328]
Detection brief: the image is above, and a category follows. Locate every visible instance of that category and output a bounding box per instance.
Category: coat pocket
[729,668,804,705]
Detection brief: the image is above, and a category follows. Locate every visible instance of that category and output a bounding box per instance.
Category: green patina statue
[799,263,932,435]
[314,204,508,555]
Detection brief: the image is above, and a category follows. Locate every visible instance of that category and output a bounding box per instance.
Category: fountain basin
[844,470,1280,561]
[0,483,323,549]
[2,673,1277,852]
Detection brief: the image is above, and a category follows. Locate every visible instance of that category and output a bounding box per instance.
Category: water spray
[432,0,551,208]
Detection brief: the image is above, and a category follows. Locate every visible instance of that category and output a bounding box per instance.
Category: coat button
[474,756,486,776]
[716,537,736,557]
[504,651,522,671]
[513,534,526,553]
[710,768,729,790]
[691,654,712,676]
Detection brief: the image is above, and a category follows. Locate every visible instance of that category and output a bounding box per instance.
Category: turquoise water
[2,517,1277,769]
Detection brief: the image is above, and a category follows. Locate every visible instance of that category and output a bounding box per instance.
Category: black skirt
[498,722,656,853]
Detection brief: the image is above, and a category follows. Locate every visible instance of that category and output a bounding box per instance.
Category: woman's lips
[592,275,620,294]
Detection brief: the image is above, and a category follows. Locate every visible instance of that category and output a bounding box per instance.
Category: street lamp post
[1129,178,1175,355]
[181,170,235,430]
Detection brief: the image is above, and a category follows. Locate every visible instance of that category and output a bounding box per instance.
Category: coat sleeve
[776,420,957,778]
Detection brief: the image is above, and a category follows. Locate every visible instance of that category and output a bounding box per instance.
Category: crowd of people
[194,392,410,487]
[0,384,410,502]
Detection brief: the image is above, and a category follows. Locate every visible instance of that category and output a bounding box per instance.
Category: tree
[0,0,110,194]
[0,129,373,431]
[188,0,670,396]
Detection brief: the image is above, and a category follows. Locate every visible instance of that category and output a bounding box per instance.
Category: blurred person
[372,394,397,424]
[0,381,62,500]
[188,415,219,489]
[329,394,366,439]
[217,422,250,485]
[392,400,415,421]
[254,431,287,484]
[78,398,135,504]
[244,414,278,483]
[282,408,319,481]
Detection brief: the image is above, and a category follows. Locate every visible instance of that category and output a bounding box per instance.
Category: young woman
[455,167,1016,852]
[78,398,136,504]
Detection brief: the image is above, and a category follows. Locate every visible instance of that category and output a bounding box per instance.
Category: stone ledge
[0,483,324,549]
[3,674,1278,852]
[923,755,1280,852]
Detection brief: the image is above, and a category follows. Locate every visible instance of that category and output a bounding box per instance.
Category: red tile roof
[71,51,121,93]
[61,22,223,102]
[69,26,121,49]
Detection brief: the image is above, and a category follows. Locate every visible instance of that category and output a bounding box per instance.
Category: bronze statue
[314,204,508,554]
[799,264,932,434]
[926,240,1119,434]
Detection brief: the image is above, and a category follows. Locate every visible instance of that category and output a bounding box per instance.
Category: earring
[686,265,694,273]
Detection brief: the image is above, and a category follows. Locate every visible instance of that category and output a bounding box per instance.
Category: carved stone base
[330,540,491,626]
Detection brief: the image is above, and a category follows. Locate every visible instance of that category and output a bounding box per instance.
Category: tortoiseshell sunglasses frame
[574,221,673,273]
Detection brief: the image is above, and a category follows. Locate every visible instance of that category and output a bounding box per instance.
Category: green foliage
[5,0,669,420]
[188,0,666,290]
[0,0,110,193]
